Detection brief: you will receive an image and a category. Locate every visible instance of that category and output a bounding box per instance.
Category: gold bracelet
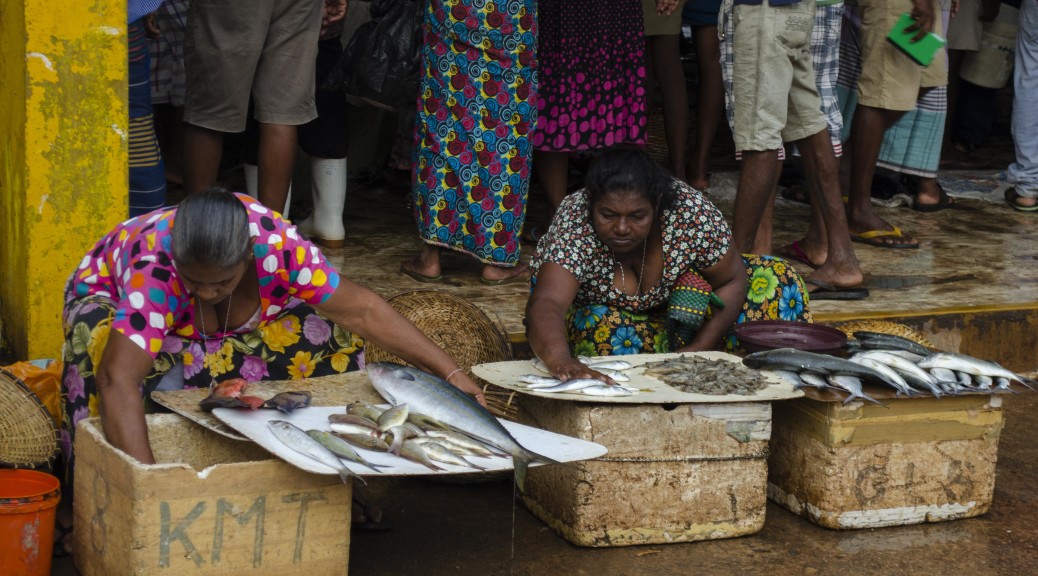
[444,368,464,382]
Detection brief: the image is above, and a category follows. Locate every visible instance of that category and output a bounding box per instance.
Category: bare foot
[686,173,711,191]
[480,262,531,284]
[808,258,865,290]
[847,211,918,248]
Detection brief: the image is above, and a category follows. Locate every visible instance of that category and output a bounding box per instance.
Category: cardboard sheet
[212,405,608,477]
[472,352,804,404]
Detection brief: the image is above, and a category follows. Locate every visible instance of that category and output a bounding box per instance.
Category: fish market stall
[743,333,1027,529]
[75,371,606,575]
[472,352,801,547]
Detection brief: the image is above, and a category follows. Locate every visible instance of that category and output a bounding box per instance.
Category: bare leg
[686,25,724,190]
[846,104,917,246]
[257,122,297,212]
[733,150,781,254]
[534,150,570,216]
[751,159,782,255]
[182,123,224,195]
[796,129,863,287]
[649,34,688,179]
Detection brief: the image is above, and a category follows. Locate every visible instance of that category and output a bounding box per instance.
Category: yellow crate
[73,414,351,575]
[768,395,1003,529]
[517,397,771,547]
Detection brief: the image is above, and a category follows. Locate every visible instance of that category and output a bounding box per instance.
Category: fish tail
[1019,378,1038,392]
[339,469,367,487]
[514,449,567,493]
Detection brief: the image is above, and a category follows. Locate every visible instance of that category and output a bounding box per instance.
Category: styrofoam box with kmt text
[73,414,352,576]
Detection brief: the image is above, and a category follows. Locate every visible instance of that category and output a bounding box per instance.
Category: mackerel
[366,362,560,491]
[587,360,634,371]
[849,351,944,397]
[798,372,830,390]
[918,353,1031,387]
[347,402,386,422]
[519,374,563,387]
[306,429,386,473]
[848,356,920,397]
[268,420,366,485]
[580,384,635,397]
[853,331,933,357]
[771,370,804,388]
[418,440,488,470]
[743,348,896,386]
[398,439,444,471]
[377,403,409,432]
[826,374,886,406]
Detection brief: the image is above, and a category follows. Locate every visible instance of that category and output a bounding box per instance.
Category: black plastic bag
[324,0,423,110]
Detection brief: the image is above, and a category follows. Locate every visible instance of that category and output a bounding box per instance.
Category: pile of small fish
[199,377,313,413]
[743,331,1036,405]
[515,357,639,397]
[266,403,512,486]
[642,354,769,395]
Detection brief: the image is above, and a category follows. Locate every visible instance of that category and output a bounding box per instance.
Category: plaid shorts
[813,3,845,155]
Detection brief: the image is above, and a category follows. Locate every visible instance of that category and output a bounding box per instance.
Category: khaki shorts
[184,0,322,132]
[643,0,683,36]
[731,0,827,151]
[856,0,948,111]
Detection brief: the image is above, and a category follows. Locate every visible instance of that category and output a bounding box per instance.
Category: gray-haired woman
[57,188,480,540]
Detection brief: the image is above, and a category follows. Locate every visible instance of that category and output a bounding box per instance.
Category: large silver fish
[849,350,945,397]
[743,348,896,386]
[366,362,560,491]
[917,353,1033,389]
[268,420,366,485]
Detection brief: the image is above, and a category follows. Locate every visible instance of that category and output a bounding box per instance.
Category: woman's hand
[550,358,617,385]
[445,370,488,407]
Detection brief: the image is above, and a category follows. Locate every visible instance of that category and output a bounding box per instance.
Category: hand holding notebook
[887,12,947,67]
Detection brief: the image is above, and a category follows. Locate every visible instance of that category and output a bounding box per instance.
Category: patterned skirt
[566,255,813,355]
[533,0,647,151]
[58,295,364,492]
[412,0,537,266]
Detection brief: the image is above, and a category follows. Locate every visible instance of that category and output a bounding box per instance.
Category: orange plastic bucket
[0,469,61,576]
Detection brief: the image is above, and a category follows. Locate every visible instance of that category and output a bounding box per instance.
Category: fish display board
[212,405,608,477]
[472,352,803,404]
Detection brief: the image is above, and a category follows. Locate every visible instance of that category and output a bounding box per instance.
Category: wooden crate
[73,414,351,575]
[517,397,771,547]
[768,395,1004,529]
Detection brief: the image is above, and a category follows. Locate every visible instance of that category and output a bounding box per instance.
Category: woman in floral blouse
[526,149,811,382]
[59,189,484,499]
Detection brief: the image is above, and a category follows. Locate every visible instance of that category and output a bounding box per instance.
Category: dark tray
[733,320,847,355]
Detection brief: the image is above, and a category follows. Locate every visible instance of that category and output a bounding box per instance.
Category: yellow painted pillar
[0,0,128,360]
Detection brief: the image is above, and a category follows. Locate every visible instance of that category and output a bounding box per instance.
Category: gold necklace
[614,240,648,296]
[197,292,233,388]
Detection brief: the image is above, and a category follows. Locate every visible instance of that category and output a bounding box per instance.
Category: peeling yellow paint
[1,0,128,359]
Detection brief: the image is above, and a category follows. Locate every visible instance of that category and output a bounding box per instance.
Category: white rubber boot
[243,163,293,217]
[297,157,347,248]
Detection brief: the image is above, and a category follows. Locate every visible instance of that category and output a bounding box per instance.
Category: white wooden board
[212,406,608,477]
[472,352,803,404]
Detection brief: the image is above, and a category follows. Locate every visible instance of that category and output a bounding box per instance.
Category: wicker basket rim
[0,367,60,467]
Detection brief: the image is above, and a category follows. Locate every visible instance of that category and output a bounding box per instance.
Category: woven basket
[364,290,519,421]
[830,320,935,348]
[0,367,60,468]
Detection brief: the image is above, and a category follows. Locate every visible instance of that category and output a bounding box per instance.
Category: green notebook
[887,12,946,67]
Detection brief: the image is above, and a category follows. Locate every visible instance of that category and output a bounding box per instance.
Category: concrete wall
[0,0,128,360]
